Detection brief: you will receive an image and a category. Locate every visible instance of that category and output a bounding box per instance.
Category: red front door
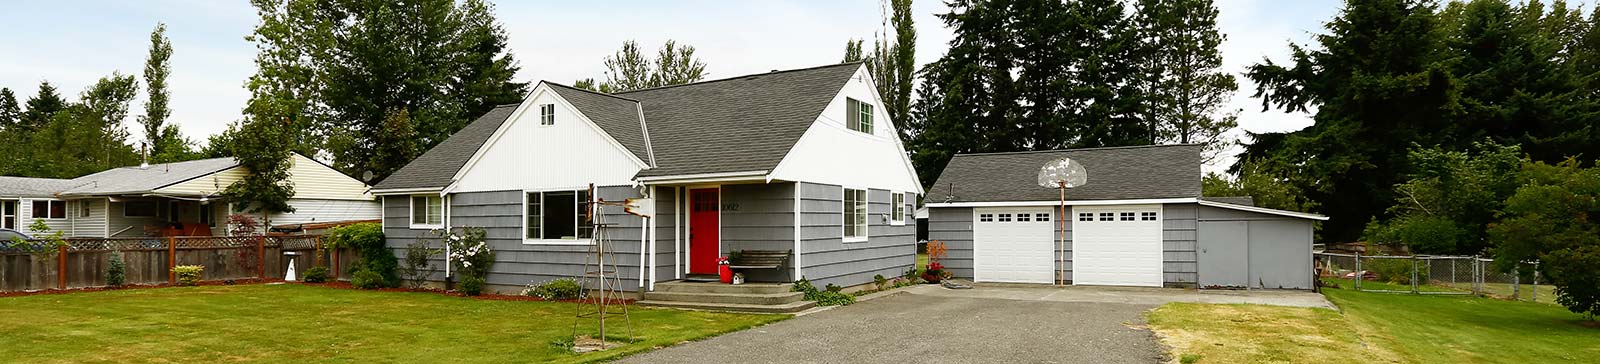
[689,188,720,274]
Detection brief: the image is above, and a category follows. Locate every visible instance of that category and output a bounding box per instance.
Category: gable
[154,154,373,200]
[372,105,517,192]
[768,65,923,194]
[449,84,646,193]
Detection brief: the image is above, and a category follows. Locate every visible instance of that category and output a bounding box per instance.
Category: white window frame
[846,98,874,134]
[843,187,868,243]
[522,188,594,245]
[409,195,444,229]
[890,192,907,226]
[539,103,556,126]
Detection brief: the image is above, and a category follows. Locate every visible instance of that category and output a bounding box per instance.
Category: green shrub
[458,275,487,296]
[813,291,855,306]
[791,278,820,300]
[873,274,888,291]
[1366,258,1427,285]
[172,265,204,286]
[824,283,843,293]
[523,278,584,300]
[106,251,126,287]
[399,238,441,289]
[303,266,330,283]
[327,222,397,288]
[351,269,385,289]
[1180,353,1202,364]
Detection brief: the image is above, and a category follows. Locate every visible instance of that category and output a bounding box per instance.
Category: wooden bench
[728,249,792,270]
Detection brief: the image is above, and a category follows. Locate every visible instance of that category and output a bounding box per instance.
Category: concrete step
[636,299,817,314]
[654,281,793,294]
[642,291,805,305]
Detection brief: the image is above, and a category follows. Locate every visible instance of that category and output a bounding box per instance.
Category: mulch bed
[0,278,285,298]
[290,281,635,304]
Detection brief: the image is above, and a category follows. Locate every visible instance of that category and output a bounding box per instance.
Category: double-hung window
[844,188,867,241]
[890,192,907,225]
[525,190,592,242]
[410,195,443,228]
[30,200,65,219]
[539,104,556,126]
[846,98,873,134]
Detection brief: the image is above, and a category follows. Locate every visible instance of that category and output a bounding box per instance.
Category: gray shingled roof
[926,144,1203,203]
[0,176,82,198]
[59,157,241,196]
[1201,196,1255,206]
[546,83,652,164]
[625,62,862,177]
[372,104,519,191]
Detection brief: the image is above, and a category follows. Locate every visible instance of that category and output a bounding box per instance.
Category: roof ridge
[542,82,643,103]
[613,61,865,95]
[953,144,1201,158]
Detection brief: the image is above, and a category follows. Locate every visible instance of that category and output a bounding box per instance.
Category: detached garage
[926,145,1327,290]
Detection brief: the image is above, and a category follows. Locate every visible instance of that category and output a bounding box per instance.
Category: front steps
[638,280,815,314]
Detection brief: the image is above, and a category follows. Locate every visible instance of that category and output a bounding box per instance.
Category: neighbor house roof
[546,83,653,165]
[59,157,241,196]
[625,62,862,177]
[0,176,82,198]
[925,144,1203,203]
[371,104,519,192]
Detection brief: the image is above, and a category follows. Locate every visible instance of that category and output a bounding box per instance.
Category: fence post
[332,245,340,281]
[257,236,266,280]
[168,237,177,285]
[1532,261,1539,302]
[57,244,67,290]
[1512,264,1521,301]
[1410,256,1419,294]
[1353,252,1362,291]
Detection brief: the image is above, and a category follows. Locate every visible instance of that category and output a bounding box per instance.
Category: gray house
[373,62,923,295]
[925,144,1326,290]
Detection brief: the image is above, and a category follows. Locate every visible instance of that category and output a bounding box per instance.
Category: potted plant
[922,261,947,283]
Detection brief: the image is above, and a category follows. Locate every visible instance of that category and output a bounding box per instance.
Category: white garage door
[1072,204,1163,287]
[973,207,1057,284]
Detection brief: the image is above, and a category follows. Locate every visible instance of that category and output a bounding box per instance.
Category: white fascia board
[1197,200,1330,221]
[370,187,445,196]
[927,198,1199,208]
[447,83,649,186]
[635,170,769,184]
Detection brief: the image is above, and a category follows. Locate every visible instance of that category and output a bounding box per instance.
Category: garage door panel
[973,207,1057,284]
[1072,204,1163,287]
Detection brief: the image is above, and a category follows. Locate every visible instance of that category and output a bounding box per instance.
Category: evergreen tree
[579,40,709,93]
[0,88,18,131]
[140,23,174,157]
[1134,0,1238,162]
[870,0,917,144]
[246,0,527,183]
[20,81,66,132]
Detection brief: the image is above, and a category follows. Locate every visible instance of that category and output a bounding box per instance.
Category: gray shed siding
[796,182,916,288]
[1196,205,1314,289]
[1163,203,1199,287]
[651,187,679,285]
[927,207,974,278]
[382,186,648,293]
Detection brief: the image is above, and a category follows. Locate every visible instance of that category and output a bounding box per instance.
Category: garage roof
[926,144,1202,203]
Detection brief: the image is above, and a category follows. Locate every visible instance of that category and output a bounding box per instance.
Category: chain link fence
[1315,252,1547,302]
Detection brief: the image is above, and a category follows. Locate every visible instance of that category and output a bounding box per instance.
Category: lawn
[0,284,787,364]
[1148,285,1599,364]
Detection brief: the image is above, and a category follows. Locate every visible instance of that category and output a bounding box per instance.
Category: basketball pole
[1058,181,1066,287]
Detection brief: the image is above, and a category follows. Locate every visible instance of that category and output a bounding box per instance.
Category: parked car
[0,228,32,240]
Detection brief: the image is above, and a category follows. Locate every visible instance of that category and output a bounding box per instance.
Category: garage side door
[1072,204,1163,287]
[973,207,1055,284]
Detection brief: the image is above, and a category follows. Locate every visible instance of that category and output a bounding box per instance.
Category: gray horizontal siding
[719,183,796,282]
[651,187,678,286]
[928,207,974,279]
[1163,203,1198,286]
[798,182,916,288]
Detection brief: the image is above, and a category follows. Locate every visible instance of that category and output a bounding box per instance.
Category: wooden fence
[0,235,354,292]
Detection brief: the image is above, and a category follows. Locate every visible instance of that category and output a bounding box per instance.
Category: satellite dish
[1037,157,1088,188]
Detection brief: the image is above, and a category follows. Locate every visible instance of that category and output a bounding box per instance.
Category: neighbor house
[924,144,1326,290]
[0,153,380,238]
[373,62,923,295]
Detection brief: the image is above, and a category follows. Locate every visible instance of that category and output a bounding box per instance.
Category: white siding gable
[451,84,645,193]
[769,65,924,194]
[154,154,372,201]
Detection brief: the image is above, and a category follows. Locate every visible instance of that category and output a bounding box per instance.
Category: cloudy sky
[0,0,1344,171]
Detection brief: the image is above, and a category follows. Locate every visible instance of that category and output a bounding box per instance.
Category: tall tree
[20,81,66,132]
[1133,0,1238,162]
[140,23,174,156]
[842,39,865,62]
[222,114,297,222]
[578,40,709,93]
[245,0,527,182]
[0,88,18,131]
[869,0,917,144]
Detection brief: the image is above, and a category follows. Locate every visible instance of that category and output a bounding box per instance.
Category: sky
[0,0,1346,172]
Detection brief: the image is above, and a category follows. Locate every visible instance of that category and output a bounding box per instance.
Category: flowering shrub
[446,227,494,295]
[327,222,397,287]
[922,262,948,283]
[523,278,585,300]
[172,265,205,286]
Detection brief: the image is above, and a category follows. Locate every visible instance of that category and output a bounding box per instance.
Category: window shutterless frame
[522,188,594,244]
[843,188,868,242]
[890,192,906,225]
[409,195,444,229]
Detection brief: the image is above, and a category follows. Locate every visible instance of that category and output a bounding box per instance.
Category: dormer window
[846,98,873,134]
[539,104,555,125]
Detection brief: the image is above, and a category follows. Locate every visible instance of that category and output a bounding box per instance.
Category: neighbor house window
[80,201,91,218]
[31,200,65,219]
[526,190,592,241]
[891,192,906,225]
[844,188,867,241]
[410,195,443,228]
[124,201,159,218]
[540,103,556,125]
[201,204,216,227]
[846,98,873,134]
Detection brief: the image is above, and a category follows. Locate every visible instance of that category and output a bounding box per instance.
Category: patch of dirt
[0,278,285,298]
[292,281,635,304]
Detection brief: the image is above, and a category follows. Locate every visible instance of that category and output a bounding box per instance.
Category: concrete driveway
[619,284,1331,364]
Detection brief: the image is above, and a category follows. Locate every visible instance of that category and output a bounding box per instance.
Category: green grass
[1149,284,1599,364]
[0,284,787,364]
[917,253,928,271]
[1326,278,1560,304]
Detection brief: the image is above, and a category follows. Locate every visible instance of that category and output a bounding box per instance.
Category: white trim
[520,188,597,245]
[890,192,907,226]
[1197,200,1329,221]
[793,181,802,280]
[407,194,444,229]
[674,186,682,279]
[647,185,657,291]
[635,170,768,183]
[636,102,656,167]
[928,198,1199,208]
[371,187,444,195]
[841,186,868,243]
[765,64,925,195]
[447,83,649,193]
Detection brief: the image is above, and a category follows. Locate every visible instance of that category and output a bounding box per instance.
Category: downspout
[675,186,682,280]
[647,185,657,291]
[793,182,802,281]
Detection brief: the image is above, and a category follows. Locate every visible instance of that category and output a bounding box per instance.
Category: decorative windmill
[1037,158,1088,287]
[570,183,651,352]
